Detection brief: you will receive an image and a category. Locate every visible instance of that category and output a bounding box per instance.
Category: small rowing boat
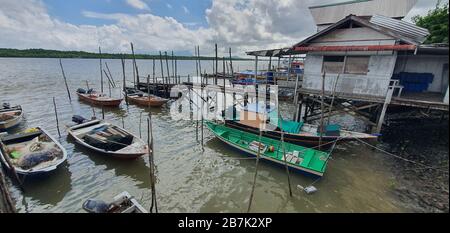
[82,191,148,213]
[76,88,122,107]
[0,103,23,131]
[125,89,169,107]
[67,115,147,159]
[0,127,67,176]
[206,121,330,177]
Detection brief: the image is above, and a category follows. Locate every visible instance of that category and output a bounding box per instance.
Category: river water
[0,57,410,213]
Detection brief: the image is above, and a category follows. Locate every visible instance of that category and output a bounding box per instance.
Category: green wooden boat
[206,121,330,177]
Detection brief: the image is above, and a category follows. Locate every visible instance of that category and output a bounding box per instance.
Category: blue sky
[43,0,211,28]
[0,0,445,56]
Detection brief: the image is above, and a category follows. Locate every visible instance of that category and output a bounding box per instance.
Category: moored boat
[225,104,378,149]
[0,127,67,176]
[0,103,23,131]
[124,88,169,107]
[206,121,330,177]
[76,88,122,107]
[67,115,147,159]
[82,191,148,213]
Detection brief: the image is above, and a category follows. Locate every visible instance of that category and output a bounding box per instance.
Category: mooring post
[105,62,116,87]
[278,111,293,197]
[247,128,263,213]
[375,85,394,133]
[121,58,128,106]
[99,47,104,93]
[159,51,165,97]
[52,97,61,137]
[215,43,218,85]
[58,59,71,101]
[319,72,326,150]
[130,43,139,89]
[165,51,170,96]
[229,47,234,77]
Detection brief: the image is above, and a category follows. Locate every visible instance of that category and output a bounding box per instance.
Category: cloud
[182,6,189,14]
[126,0,150,11]
[0,0,446,56]
[167,4,172,9]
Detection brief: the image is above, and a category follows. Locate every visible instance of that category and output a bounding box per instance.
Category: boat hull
[0,127,67,176]
[206,121,329,177]
[67,120,147,159]
[126,95,168,107]
[225,120,377,149]
[77,93,122,107]
[0,107,23,131]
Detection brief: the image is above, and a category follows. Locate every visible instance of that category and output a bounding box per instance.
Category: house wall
[303,53,397,97]
[393,54,449,93]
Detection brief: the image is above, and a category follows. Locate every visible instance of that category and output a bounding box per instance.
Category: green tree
[412,1,449,44]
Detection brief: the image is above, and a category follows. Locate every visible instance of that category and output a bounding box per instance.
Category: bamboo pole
[58,59,71,101]
[105,62,116,87]
[247,128,263,213]
[52,97,61,137]
[103,70,112,97]
[215,43,218,85]
[223,57,226,117]
[147,116,158,213]
[152,58,156,95]
[165,51,170,96]
[229,47,234,76]
[99,47,104,93]
[171,51,175,85]
[130,43,139,89]
[159,51,165,97]
[121,58,128,106]
[319,72,326,150]
[139,111,143,138]
[278,111,293,197]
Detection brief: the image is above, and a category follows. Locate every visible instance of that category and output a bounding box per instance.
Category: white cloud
[166,4,172,9]
[182,6,189,14]
[126,0,150,11]
[0,0,445,56]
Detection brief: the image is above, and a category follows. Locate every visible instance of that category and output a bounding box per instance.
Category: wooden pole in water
[159,51,165,97]
[58,59,71,101]
[197,46,202,84]
[229,47,234,76]
[147,116,158,213]
[165,51,170,96]
[52,97,61,137]
[121,58,128,106]
[139,111,143,138]
[247,128,263,213]
[130,43,139,89]
[171,51,175,85]
[201,73,204,150]
[278,111,293,197]
[215,44,218,85]
[223,57,226,117]
[319,72,326,150]
[99,47,104,93]
[103,70,112,97]
[152,58,156,95]
[105,62,116,87]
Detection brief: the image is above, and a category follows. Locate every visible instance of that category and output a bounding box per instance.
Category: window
[322,56,344,74]
[344,56,370,74]
[322,56,370,75]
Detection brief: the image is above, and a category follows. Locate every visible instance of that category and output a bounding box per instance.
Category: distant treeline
[0,48,253,60]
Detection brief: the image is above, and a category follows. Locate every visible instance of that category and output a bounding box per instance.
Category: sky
[0,0,447,56]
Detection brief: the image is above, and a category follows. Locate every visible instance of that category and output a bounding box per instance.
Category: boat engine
[72,115,88,124]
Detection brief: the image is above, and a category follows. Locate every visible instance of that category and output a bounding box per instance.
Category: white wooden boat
[82,191,148,213]
[67,116,148,159]
[0,104,23,130]
[0,127,67,175]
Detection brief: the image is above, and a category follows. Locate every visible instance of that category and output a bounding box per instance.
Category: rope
[352,137,449,174]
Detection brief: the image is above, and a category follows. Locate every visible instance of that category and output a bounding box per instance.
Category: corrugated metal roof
[370,14,429,43]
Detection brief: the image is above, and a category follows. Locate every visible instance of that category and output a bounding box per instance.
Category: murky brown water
[0,57,409,213]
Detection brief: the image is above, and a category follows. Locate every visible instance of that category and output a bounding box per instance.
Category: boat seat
[215,128,228,137]
[300,150,314,167]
